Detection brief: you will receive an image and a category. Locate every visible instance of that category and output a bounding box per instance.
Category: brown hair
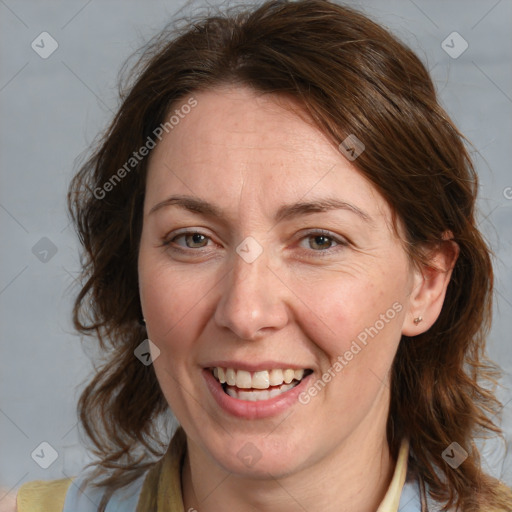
[67,1,512,510]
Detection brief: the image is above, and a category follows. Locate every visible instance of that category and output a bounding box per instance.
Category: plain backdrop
[1,0,511,500]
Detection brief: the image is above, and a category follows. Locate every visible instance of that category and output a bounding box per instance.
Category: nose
[213,246,289,340]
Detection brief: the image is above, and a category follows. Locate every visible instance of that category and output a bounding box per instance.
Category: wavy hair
[67,1,512,510]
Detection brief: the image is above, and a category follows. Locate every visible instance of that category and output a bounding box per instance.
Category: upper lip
[203,361,312,372]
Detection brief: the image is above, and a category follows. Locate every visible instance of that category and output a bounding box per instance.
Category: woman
[11,0,512,510]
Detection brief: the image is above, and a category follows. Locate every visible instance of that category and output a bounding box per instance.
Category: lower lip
[202,368,313,420]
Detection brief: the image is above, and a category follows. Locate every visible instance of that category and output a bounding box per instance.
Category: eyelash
[160,229,348,257]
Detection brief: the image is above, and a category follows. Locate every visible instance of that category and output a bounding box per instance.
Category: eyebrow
[148,194,373,224]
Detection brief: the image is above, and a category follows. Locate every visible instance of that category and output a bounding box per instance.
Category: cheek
[138,254,209,412]
[296,267,407,395]
[138,251,210,353]
[296,277,406,427]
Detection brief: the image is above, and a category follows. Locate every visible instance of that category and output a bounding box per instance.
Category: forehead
[145,85,391,226]
[154,86,330,161]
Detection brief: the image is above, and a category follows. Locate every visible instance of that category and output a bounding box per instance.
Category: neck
[182,397,395,512]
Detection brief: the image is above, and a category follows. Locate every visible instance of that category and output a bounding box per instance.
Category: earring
[413,316,423,325]
[139,317,146,326]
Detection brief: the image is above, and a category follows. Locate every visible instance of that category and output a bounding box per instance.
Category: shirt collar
[377,437,410,511]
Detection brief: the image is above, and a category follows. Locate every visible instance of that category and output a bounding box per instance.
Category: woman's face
[138,85,417,477]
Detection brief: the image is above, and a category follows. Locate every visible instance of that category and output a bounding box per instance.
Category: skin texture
[0,488,16,512]
[138,85,458,512]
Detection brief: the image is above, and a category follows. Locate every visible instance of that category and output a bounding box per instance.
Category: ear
[402,231,460,336]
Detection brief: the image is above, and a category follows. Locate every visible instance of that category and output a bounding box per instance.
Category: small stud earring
[139,317,146,326]
[413,316,423,325]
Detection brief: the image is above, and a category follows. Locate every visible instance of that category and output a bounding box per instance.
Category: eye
[162,231,212,250]
[298,230,348,254]
[160,229,348,256]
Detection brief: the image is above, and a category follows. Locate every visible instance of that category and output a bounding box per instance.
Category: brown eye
[174,232,209,248]
[297,229,348,256]
[309,234,334,250]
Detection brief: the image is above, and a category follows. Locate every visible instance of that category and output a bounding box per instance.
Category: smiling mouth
[210,367,313,402]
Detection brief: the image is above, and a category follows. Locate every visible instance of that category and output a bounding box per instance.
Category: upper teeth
[213,367,305,389]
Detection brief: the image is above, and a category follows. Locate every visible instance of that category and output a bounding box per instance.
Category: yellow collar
[377,437,410,511]
[136,428,410,512]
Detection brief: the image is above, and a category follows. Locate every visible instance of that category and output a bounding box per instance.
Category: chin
[202,431,309,478]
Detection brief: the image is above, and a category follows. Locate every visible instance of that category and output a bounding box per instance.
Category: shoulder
[62,470,148,511]
[7,478,73,512]
[4,470,147,512]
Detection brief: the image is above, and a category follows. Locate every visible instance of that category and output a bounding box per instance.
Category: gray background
[1,0,511,501]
